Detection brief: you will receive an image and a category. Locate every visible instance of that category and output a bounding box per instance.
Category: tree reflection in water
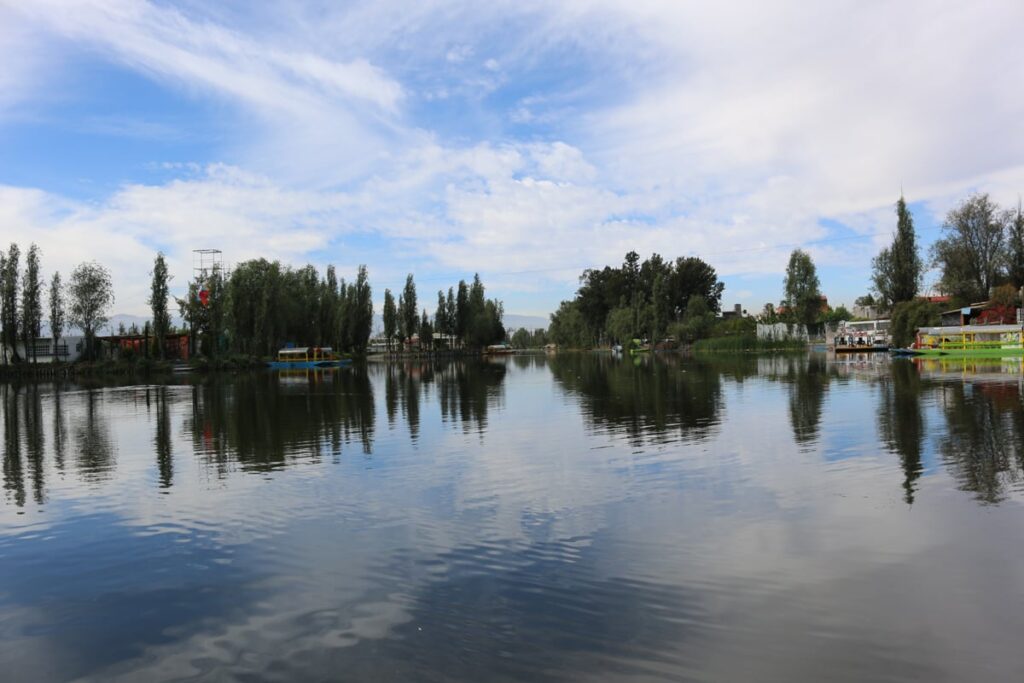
[188,369,376,475]
[877,360,926,503]
[548,353,724,446]
[934,367,1024,504]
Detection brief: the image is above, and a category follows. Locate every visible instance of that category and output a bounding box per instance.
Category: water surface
[2,354,1024,681]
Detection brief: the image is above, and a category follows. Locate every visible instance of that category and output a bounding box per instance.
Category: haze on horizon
[1,0,1022,320]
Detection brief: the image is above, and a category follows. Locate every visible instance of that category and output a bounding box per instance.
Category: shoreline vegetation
[5,191,1022,375]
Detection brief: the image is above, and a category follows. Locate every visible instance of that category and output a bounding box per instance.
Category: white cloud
[3,0,1024,313]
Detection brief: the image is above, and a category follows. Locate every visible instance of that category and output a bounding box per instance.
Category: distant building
[98,333,190,360]
[1,336,87,364]
[720,303,746,320]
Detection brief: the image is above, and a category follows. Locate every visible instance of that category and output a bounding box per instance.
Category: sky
[1,0,1023,321]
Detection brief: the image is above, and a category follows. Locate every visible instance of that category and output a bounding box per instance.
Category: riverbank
[0,354,271,380]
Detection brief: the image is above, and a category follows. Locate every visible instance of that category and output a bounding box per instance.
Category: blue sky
[2,1,1023,320]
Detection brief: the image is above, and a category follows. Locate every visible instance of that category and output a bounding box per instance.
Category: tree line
[547,251,725,348]
[1,244,510,364]
[853,192,1024,346]
[381,273,505,352]
[1,243,113,363]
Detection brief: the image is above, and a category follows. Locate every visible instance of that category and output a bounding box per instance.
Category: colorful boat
[268,346,350,369]
[907,324,1024,358]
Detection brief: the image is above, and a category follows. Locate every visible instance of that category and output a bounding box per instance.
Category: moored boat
[910,324,1024,357]
[484,343,515,355]
[268,346,350,369]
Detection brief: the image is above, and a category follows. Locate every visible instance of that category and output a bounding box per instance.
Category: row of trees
[866,192,1024,311]
[169,258,375,358]
[381,273,506,351]
[1,243,114,363]
[548,251,725,348]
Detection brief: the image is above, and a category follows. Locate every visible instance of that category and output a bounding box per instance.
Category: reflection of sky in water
[2,356,1024,681]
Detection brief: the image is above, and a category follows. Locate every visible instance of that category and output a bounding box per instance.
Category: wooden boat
[268,346,350,369]
[909,324,1024,358]
[484,343,515,355]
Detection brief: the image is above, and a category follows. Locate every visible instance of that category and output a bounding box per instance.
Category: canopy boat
[268,346,350,369]
[833,319,890,353]
[484,343,515,355]
[902,324,1024,358]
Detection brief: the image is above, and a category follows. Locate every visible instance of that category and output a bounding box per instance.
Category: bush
[890,299,940,348]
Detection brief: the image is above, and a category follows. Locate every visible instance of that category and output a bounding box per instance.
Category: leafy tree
[605,306,635,344]
[68,262,114,361]
[932,193,1006,302]
[890,299,940,348]
[445,287,457,338]
[434,291,448,345]
[49,272,64,361]
[401,274,417,343]
[455,280,469,342]
[872,196,922,307]
[348,265,374,352]
[1009,201,1024,289]
[2,244,21,363]
[677,295,715,342]
[783,249,821,329]
[383,289,397,352]
[669,256,725,315]
[419,309,433,350]
[149,252,172,359]
[759,303,779,323]
[21,244,42,363]
[320,265,339,348]
[548,300,589,348]
[820,305,853,324]
[510,327,531,349]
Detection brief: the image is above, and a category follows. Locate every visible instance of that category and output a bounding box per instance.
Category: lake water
[3,353,1024,681]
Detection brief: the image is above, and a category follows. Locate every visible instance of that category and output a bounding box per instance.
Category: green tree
[21,244,42,363]
[434,291,449,347]
[455,280,469,342]
[149,252,172,360]
[49,272,64,361]
[1008,200,1024,289]
[401,274,417,343]
[445,287,457,338]
[419,309,433,350]
[605,306,635,344]
[68,262,114,361]
[548,300,588,348]
[889,299,940,348]
[383,289,397,352]
[932,193,1006,302]
[2,244,21,363]
[872,196,922,308]
[783,249,821,329]
[349,265,374,352]
[510,327,531,349]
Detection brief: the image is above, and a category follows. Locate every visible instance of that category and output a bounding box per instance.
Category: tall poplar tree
[383,289,397,352]
[2,244,22,363]
[1008,200,1024,289]
[21,244,42,363]
[49,272,64,361]
[872,195,922,307]
[401,274,417,343]
[150,252,172,360]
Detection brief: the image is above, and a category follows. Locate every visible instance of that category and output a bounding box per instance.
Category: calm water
[3,354,1024,681]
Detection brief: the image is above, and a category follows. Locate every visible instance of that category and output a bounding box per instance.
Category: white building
[1,336,86,364]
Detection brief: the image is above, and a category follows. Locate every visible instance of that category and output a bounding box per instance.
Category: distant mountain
[504,314,549,331]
